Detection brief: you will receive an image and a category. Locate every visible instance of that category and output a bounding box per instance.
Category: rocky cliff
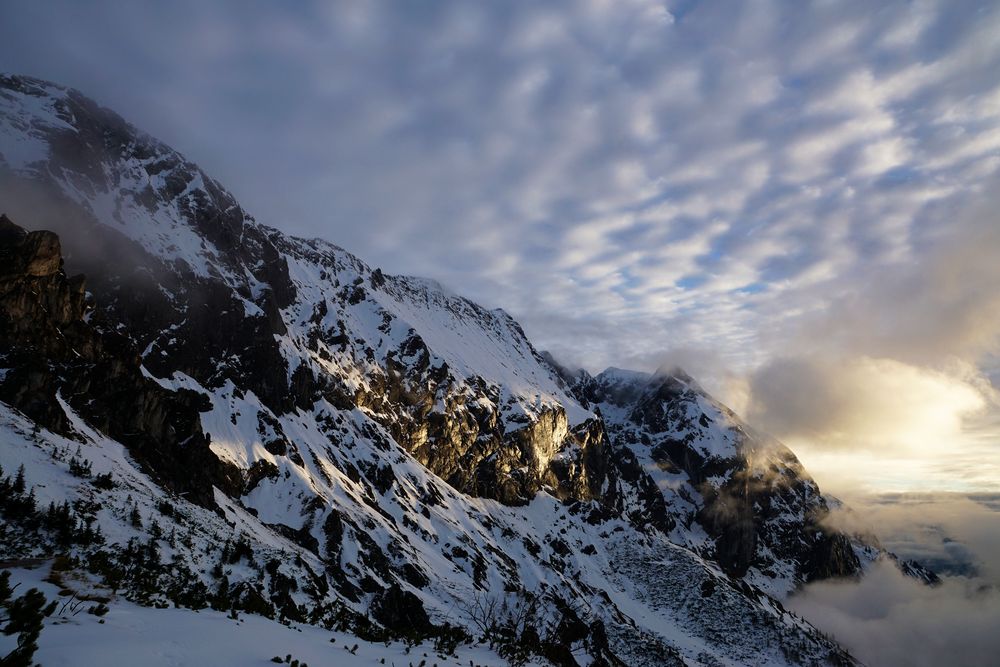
[0,213,240,506]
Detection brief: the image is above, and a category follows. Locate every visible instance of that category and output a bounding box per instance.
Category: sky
[2,0,1000,502]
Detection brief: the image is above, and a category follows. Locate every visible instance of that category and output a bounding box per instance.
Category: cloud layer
[789,492,1000,667]
[1,0,999,494]
[789,559,1000,667]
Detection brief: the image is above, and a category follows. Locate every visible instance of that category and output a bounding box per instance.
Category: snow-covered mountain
[0,74,923,665]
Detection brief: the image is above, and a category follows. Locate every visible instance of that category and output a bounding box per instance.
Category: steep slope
[571,368,867,597]
[0,73,598,508]
[0,226,853,664]
[0,213,241,506]
[0,73,898,665]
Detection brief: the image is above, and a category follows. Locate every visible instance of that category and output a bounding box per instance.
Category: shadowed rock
[0,213,241,507]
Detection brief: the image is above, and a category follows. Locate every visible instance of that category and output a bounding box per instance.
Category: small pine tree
[69,456,92,478]
[23,489,37,517]
[92,472,115,490]
[12,465,26,495]
[0,570,52,667]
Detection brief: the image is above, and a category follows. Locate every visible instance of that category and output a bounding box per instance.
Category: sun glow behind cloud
[743,357,996,494]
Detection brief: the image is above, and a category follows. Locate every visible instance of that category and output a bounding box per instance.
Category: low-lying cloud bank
[829,493,1000,580]
[789,560,1000,667]
[789,493,1000,667]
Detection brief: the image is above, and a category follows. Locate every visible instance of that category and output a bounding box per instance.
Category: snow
[279,237,594,428]
[5,564,541,667]
[0,74,876,667]
[0,78,70,170]
[596,366,651,387]
[0,76,249,283]
[0,393,848,665]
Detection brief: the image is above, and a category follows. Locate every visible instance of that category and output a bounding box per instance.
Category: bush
[91,472,115,490]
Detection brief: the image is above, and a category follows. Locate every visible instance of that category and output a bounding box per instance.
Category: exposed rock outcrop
[572,367,865,582]
[0,213,240,506]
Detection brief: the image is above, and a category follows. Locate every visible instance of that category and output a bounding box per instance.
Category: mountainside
[0,74,922,665]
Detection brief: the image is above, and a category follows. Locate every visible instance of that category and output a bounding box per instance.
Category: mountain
[0,74,922,666]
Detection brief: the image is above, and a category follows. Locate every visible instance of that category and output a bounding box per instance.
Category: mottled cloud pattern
[2,0,999,496]
[3,4,1000,663]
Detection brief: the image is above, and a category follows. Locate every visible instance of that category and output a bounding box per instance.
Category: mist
[789,559,1000,667]
[784,491,1000,667]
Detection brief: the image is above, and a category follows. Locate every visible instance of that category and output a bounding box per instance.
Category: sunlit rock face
[0,73,930,665]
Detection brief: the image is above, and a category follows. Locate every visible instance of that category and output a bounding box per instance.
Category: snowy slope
[7,563,547,667]
[576,367,874,596]
[0,400,855,666]
[0,73,895,666]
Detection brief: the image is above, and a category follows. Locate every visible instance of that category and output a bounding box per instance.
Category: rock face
[0,215,84,345]
[0,213,240,506]
[0,218,62,276]
[570,367,865,583]
[0,74,918,665]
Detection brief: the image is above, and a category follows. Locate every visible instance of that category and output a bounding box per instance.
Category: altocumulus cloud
[2,0,999,490]
[2,0,999,388]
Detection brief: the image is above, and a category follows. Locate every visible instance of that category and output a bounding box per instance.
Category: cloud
[747,356,986,451]
[823,492,1000,580]
[788,490,1000,667]
[784,191,1000,368]
[735,183,1000,494]
[740,355,1000,494]
[789,559,1000,667]
[2,1,999,496]
[2,1,999,377]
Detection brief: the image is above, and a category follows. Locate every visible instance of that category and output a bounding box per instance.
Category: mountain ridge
[0,72,927,665]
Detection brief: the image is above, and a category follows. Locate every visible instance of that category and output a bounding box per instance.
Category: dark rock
[370,583,432,635]
[0,214,241,507]
[322,510,344,562]
[802,531,861,582]
[396,562,429,589]
[245,460,280,493]
[266,522,320,555]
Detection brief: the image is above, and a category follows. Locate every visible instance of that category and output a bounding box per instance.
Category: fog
[789,559,1000,667]
[788,492,1000,667]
